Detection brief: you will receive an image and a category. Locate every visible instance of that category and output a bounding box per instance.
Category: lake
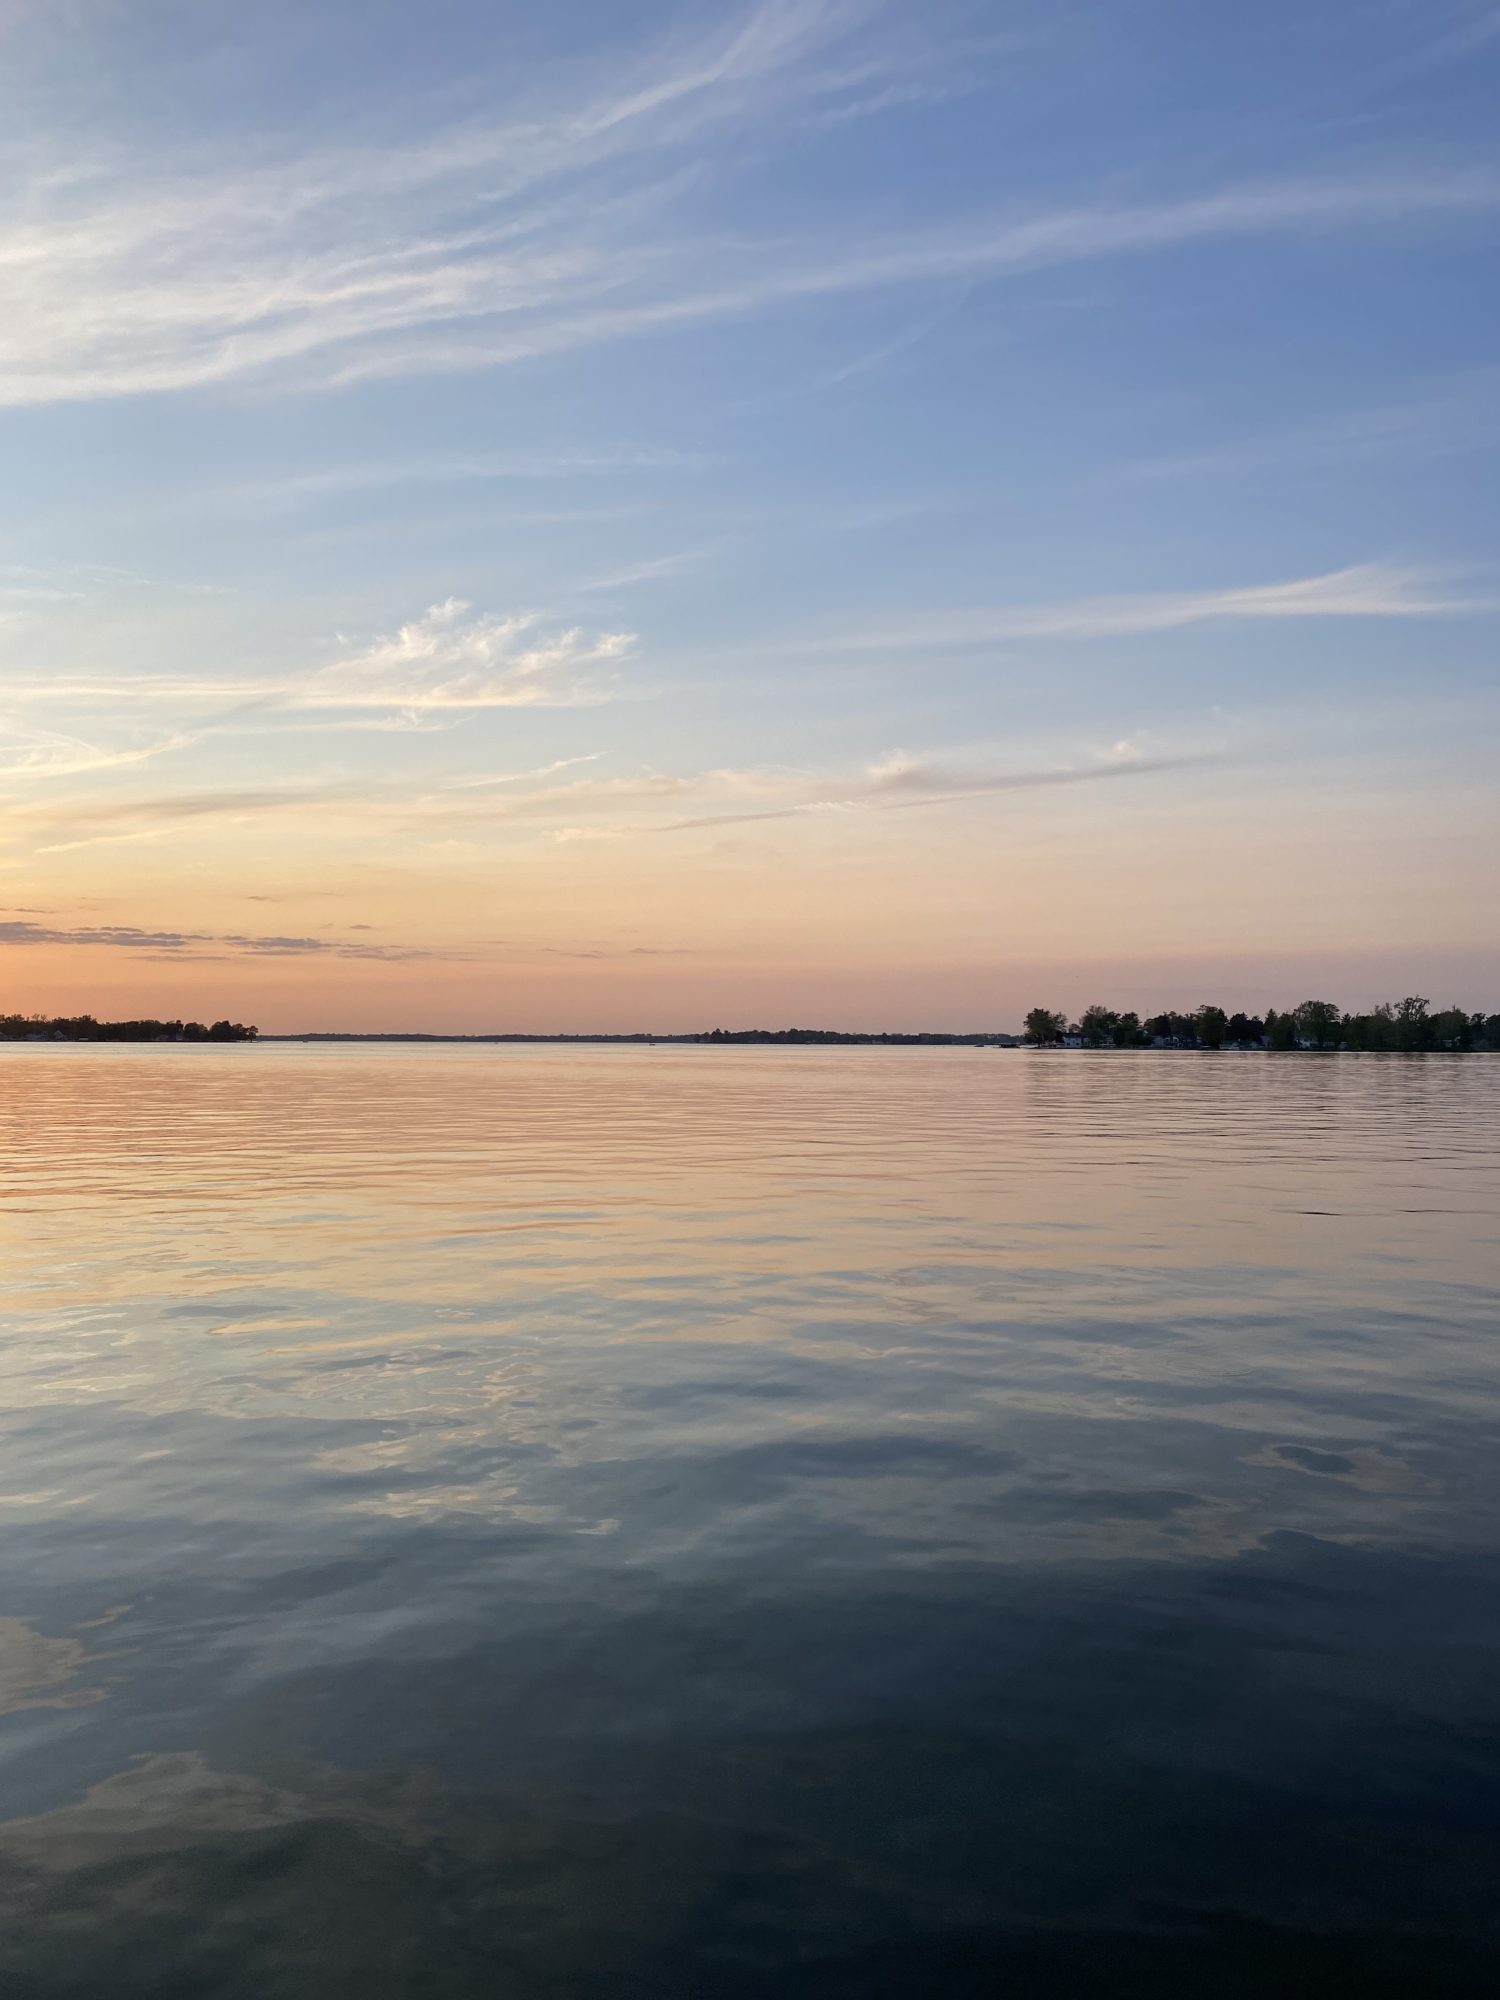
[1,1044,1498,1996]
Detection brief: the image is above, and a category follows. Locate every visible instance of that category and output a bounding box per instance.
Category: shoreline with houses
[1025,999,1500,1052]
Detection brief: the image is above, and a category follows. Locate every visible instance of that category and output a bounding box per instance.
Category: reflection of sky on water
[1,1047,1498,1993]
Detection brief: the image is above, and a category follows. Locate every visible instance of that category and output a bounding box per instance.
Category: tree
[1078,1005,1120,1048]
[1294,999,1341,1049]
[1265,1008,1298,1051]
[1003,996,1496,1054]
[1429,1006,1472,1050]
[0,1014,256,1042]
[1194,1004,1228,1049]
[1394,996,1432,1051]
[1343,1003,1395,1051]
[1144,1011,1196,1045]
[1023,1008,1067,1046]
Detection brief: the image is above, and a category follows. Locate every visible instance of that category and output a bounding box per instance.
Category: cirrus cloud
[1,0,1497,410]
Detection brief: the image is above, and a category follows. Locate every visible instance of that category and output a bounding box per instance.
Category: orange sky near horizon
[6,758,1496,1032]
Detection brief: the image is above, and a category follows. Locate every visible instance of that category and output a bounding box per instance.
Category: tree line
[1,1014,258,1042]
[1023,998,1500,1051]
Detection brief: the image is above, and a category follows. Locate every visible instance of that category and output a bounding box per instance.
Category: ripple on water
[1,1045,1499,1995]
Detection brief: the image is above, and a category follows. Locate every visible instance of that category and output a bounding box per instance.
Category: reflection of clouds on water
[1,1752,305,1849]
[1247,1441,1435,1493]
[6,1533,1500,1995]
[0,1618,107,1718]
[0,1050,1498,1988]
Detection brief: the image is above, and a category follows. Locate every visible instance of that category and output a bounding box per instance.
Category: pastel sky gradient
[2,0,1497,1031]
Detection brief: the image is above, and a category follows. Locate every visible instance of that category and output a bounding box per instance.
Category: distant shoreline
[5,1040,1496,1056]
[260,1031,1023,1047]
[6,1020,1497,1051]
[6,1033,1497,1052]
[261,1035,1493,1050]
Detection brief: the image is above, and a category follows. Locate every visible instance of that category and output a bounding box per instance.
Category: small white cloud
[293,600,635,711]
[1097,734,1153,765]
[866,751,931,791]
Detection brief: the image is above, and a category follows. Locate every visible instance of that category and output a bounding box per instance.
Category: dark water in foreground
[1,1046,1499,1997]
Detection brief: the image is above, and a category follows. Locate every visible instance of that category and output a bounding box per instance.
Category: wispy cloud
[203,447,711,516]
[1339,0,1500,96]
[807,77,965,128]
[581,550,706,592]
[2,733,1217,858]
[0,919,445,960]
[652,746,1217,831]
[533,943,696,959]
[12,566,1441,774]
[2,0,1496,407]
[25,786,373,853]
[0,722,196,783]
[470,772,698,821]
[449,753,604,792]
[1106,369,1500,485]
[323,172,1500,395]
[7,762,701,855]
[0,557,1459,866]
[0,600,636,731]
[295,600,633,711]
[0,0,881,406]
[809,564,1477,652]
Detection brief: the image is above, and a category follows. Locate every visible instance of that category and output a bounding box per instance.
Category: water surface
[2,1046,1499,1995]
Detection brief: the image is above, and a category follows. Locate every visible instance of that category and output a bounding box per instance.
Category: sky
[1,0,1497,1033]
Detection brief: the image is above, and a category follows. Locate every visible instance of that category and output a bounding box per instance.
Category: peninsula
[1023,998,1500,1051]
[1,1014,258,1042]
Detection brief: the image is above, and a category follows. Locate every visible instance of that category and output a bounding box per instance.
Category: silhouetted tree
[1078,1005,1120,1047]
[1019,997,1495,1055]
[1294,999,1341,1049]
[1429,1007,1472,1050]
[1023,1008,1068,1046]
[0,1014,256,1043]
[1265,1009,1298,1051]
[1342,1003,1394,1051]
[1194,1005,1229,1049]
[1394,996,1432,1051]
[1143,1011,1197,1045]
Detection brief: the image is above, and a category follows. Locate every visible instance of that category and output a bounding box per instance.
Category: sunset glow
[3,2,1496,1030]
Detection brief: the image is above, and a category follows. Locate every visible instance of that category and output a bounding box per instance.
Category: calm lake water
[2,1045,1499,1996]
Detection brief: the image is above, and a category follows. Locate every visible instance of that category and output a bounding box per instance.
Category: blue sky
[1,0,1497,1029]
